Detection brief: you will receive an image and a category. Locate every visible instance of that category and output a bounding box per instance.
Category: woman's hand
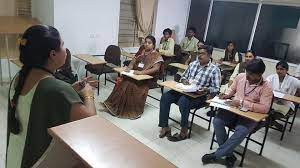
[78,83,94,98]
[72,76,98,92]
[134,70,143,75]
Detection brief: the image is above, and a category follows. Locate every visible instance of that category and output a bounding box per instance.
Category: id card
[138,63,144,68]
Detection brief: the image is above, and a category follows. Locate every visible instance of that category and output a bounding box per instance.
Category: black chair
[85,45,121,95]
[209,101,274,167]
[269,104,299,141]
[55,48,78,84]
[168,101,213,138]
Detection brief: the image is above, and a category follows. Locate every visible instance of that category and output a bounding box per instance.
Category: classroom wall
[31,0,54,26]
[154,0,191,46]
[53,0,120,55]
[0,0,15,16]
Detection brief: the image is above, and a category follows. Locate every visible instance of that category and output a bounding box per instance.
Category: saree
[104,50,163,119]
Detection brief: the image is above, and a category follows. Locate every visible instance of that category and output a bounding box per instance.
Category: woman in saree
[103,35,163,119]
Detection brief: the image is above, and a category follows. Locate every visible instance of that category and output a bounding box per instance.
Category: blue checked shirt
[181,60,221,94]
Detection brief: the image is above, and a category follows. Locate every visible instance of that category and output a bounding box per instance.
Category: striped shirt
[181,60,221,93]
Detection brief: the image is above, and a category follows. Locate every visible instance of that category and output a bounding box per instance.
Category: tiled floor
[1,73,300,168]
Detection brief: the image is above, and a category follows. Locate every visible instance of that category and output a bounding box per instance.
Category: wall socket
[89,34,101,38]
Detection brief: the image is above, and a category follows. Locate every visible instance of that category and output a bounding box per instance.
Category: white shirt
[295,64,300,78]
[266,74,300,111]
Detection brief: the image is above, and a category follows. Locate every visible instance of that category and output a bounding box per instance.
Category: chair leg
[160,86,164,94]
[210,131,215,150]
[104,73,107,85]
[289,110,297,132]
[259,126,269,155]
[188,109,197,138]
[280,117,289,141]
[208,115,212,131]
[239,134,251,167]
[97,75,100,95]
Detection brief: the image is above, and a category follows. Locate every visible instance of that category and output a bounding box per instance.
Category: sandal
[159,128,171,138]
[167,133,187,142]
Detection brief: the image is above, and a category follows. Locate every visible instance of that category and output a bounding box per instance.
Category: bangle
[83,95,94,100]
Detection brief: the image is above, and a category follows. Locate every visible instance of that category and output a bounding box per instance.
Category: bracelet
[83,95,94,100]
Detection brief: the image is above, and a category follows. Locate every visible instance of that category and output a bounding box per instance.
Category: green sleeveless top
[7,77,83,168]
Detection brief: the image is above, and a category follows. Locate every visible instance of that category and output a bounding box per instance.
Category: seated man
[179,27,199,63]
[174,40,205,82]
[202,59,273,167]
[159,28,175,74]
[159,45,221,141]
[159,28,175,56]
[267,61,300,130]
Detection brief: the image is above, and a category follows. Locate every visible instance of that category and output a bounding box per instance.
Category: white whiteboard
[53,0,120,55]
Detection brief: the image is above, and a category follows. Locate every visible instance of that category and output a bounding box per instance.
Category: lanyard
[241,78,262,108]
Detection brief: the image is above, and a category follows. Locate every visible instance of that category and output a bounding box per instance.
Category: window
[187,0,211,41]
[118,0,139,47]
[252,5,300,63]
[206,1,258,52]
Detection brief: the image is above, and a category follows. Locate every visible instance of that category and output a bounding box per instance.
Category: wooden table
[221,61,237,68]
[207,99,268,122]
[113,67,153,81]
[0,16,40,83]
[168,63,188,70]
[273,91,300,104]
[159,80,203,99]
[10,58,23,68]
[48,116,175,168]
[73,54,106,65]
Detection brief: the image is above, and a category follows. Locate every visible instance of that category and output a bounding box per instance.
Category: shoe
[167,133,187,142]
[207,110,216,117]
[159,128,171,138]
[202,153,217,164]
[225,154,237,168]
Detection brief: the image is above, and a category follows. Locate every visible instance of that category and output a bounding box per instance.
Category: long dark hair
[8,25,62,134]
[224,41,237,62]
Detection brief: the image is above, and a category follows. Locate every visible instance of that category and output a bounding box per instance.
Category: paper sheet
[273,91,285,98]
[211,96,231,105]
[175,83,199,92]
[210,102,230,110]
[121,70,134,76]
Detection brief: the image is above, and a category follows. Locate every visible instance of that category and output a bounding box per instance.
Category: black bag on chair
[54,48,78,84]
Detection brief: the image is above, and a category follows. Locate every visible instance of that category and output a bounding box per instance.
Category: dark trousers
[159,90,206,128]
[213,109,257,158]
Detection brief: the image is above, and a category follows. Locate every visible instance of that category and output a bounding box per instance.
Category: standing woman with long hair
[6,25,96,168]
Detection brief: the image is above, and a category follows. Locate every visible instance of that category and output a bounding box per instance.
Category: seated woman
[228,50,256,86]
[103,35,163,119]
[6,25,96,168]
[218,41,239,63]
[218,41,240,85]
[266,61,300,130]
